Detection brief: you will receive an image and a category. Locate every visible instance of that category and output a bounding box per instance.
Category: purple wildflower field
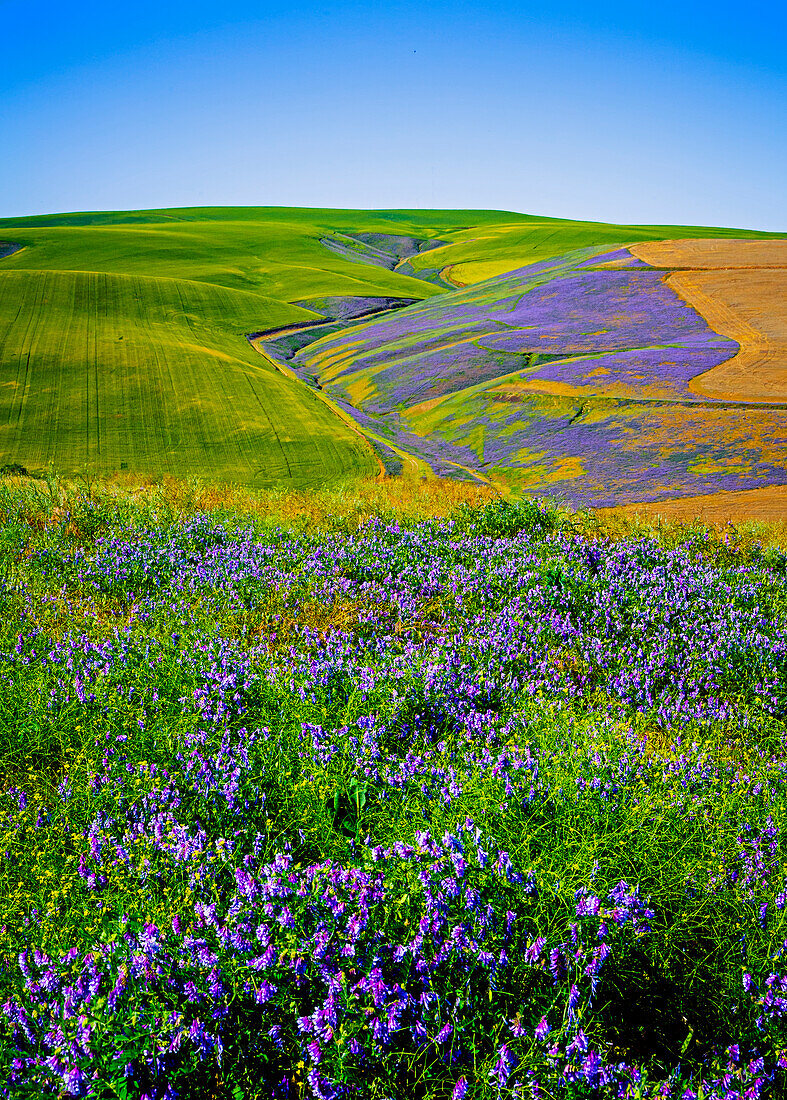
[1,491,787,1099]
[286,245,787,504]
[295,248,735,414]
[575,248,652,269]
[403,393,787,506]
[517,346,729,400]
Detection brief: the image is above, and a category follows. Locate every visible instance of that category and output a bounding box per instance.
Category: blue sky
[2,0,785,228]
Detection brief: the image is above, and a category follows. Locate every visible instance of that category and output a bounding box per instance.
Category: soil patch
[602,484,787,524]
[631,240,787,402]
[631,239,787,270]
[669,270,787,401]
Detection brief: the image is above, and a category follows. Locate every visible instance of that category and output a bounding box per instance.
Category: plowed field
[631,239,787,402]
[631,238,787,269]
[605,484,787,524]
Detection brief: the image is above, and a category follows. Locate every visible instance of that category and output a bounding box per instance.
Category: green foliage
[408,214,787,282]
[454,496,566,539]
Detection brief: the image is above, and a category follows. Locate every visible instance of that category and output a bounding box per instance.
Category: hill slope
[0,268,377,485]
[292,241,787,506]
[0,206,783,489]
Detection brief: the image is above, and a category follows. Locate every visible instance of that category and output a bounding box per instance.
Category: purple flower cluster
[402,395,787,507]
[279,245,787,506]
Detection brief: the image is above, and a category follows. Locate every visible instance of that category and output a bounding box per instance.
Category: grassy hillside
[0,207,469,484]
[0,206,783,488]
[410,215,787,285]
[0,268,382,485]
[0,206,509,300]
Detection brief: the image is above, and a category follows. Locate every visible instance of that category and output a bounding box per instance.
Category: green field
[0,268,381,484]
[408,215,784,284]
[0,206,781,487]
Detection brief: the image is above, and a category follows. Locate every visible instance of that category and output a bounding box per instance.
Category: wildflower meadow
[0,478,785,1099]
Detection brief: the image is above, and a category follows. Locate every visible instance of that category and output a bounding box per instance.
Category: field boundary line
[247,337,388,479]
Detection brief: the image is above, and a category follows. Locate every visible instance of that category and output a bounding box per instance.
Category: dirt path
[249,312,432,480]
[631,239,787,402]
[440,264,467,288]
[248,323,512,490]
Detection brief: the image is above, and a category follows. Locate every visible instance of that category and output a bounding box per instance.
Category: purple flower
[62,1065,86,1093]
[235,867,258,899]
[534,1017,551,1042]
[548,947,567,981]
[509,1014,526,1037]
[490,1043,518,1087]
[525,936,545,965]
[452,1077,469,1100]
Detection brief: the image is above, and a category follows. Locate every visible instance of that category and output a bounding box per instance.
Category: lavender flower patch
[306,318,494,378]
[1,501,787,1098]
[330,392,483,475]
[297,250,735,416]
[295,249,609,380]
[522,345,734,400]
[326,341,532,413]
[405,389,787,505]
[575,247,652,268]
[479,270,731,350]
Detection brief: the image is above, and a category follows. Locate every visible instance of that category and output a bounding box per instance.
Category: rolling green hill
[406,215,785,285]
[0,207,464,484]
[0,267,379,485]
[0,206,782,488]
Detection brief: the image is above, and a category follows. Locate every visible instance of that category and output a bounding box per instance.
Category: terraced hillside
[0,206,783,491]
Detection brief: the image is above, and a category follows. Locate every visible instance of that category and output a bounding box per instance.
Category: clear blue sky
[2,0,785,229]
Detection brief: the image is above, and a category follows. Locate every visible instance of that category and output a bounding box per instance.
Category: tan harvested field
[631,239,787,402]
[631,238,787,269]
[671,269,787,401]
[602,484,787,526]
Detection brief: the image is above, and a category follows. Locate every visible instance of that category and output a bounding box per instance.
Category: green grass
[0,206,502,299]
[0,205,783,487]
[409,213,787,283]
[0,207,480,485]
[0,268,378,485]
[1,480,787,1096]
